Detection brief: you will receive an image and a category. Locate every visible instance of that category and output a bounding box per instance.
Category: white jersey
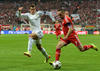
[16,11,55,33]
[16,11,43,33]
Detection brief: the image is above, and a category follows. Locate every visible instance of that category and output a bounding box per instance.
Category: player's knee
[36,44,40,47]
[56,41,64,49]
[36,44,42,50]
[56,45,61,49]
[30,33,38,40]
[56,47,61,50]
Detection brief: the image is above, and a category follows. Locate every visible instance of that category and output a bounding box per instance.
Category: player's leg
[24,32,42,55]
[36,39,50,63]
[24,34,36,57]
[49,40,68,65]
[36,31,50,63]
[57,34,61,39]
[56,31,61,39]
[55,40,67,61]
[71,35,98,52]
[30,33,38,40]
[82,44,98,51]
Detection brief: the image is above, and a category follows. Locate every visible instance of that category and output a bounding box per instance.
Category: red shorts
[60,31,81,47]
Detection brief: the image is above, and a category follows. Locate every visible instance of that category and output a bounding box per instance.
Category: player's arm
[45,11,56,22]
[38,11,56,23]
[36,11,44,17]
[63,22,73,40]
[16,7,28,19]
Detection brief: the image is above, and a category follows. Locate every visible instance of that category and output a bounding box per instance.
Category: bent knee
[56,44,62,49]
[29,33,38,40]
[56,42,65,49]
[36,44,42,50]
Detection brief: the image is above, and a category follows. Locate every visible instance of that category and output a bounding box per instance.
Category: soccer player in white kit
[16,4,55,63]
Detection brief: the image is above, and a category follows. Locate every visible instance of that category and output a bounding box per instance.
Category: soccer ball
[52,61,61,69]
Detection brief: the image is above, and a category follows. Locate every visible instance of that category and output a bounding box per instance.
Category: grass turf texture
[0,34,100,71]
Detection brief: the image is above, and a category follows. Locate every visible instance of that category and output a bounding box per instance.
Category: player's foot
[44,55,51,63]
[91,44,98,51]
[24,51,31,57]
[49,61,54,66]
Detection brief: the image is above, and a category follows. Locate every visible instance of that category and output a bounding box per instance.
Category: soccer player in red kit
[54,21,61,39]
[49,11,98,68]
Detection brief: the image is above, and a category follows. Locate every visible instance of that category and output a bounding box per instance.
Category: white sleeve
[37,11,44,16]
[45,11,56,22]
[16,11,28,19]
[37,11,56,22]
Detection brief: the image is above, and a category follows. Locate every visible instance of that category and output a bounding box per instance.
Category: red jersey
[54,24,61,36]
[62,16,74,36]
[60,16,79,47]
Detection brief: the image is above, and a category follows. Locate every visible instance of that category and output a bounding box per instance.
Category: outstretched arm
[16,7,28,19]
[45,11,56,22]
[37,11,56,24]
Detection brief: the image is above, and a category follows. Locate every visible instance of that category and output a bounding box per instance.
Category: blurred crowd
[0,0,99,30]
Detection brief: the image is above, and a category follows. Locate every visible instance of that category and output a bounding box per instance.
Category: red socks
[55,45,93,61]
[83,45,93,50]
[55,48,61,61]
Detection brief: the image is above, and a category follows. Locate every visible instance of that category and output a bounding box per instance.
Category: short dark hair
[57,9,65,14]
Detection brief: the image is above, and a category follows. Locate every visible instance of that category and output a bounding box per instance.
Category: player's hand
[18,7,23,11]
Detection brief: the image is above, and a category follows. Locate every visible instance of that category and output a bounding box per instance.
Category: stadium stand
[0,0,100,31]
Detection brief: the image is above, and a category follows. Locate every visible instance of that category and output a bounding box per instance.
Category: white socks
[41,48,49,58]
[27,37,48,58]
[28,38,35,54]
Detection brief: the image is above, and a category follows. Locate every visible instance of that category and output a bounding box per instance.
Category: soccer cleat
[49,61,54,66]
[24,51,31,57]
[44,55,51,63]
[91,44,98,51]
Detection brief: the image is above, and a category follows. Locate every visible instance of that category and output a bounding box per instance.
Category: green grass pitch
[0,34,100,71]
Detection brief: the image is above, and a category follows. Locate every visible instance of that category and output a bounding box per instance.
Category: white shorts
[32,31,43,39]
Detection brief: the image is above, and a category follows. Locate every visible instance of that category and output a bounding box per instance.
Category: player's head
[55,21,59,24]
[29,4,36,14]
[65,11,69,16]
